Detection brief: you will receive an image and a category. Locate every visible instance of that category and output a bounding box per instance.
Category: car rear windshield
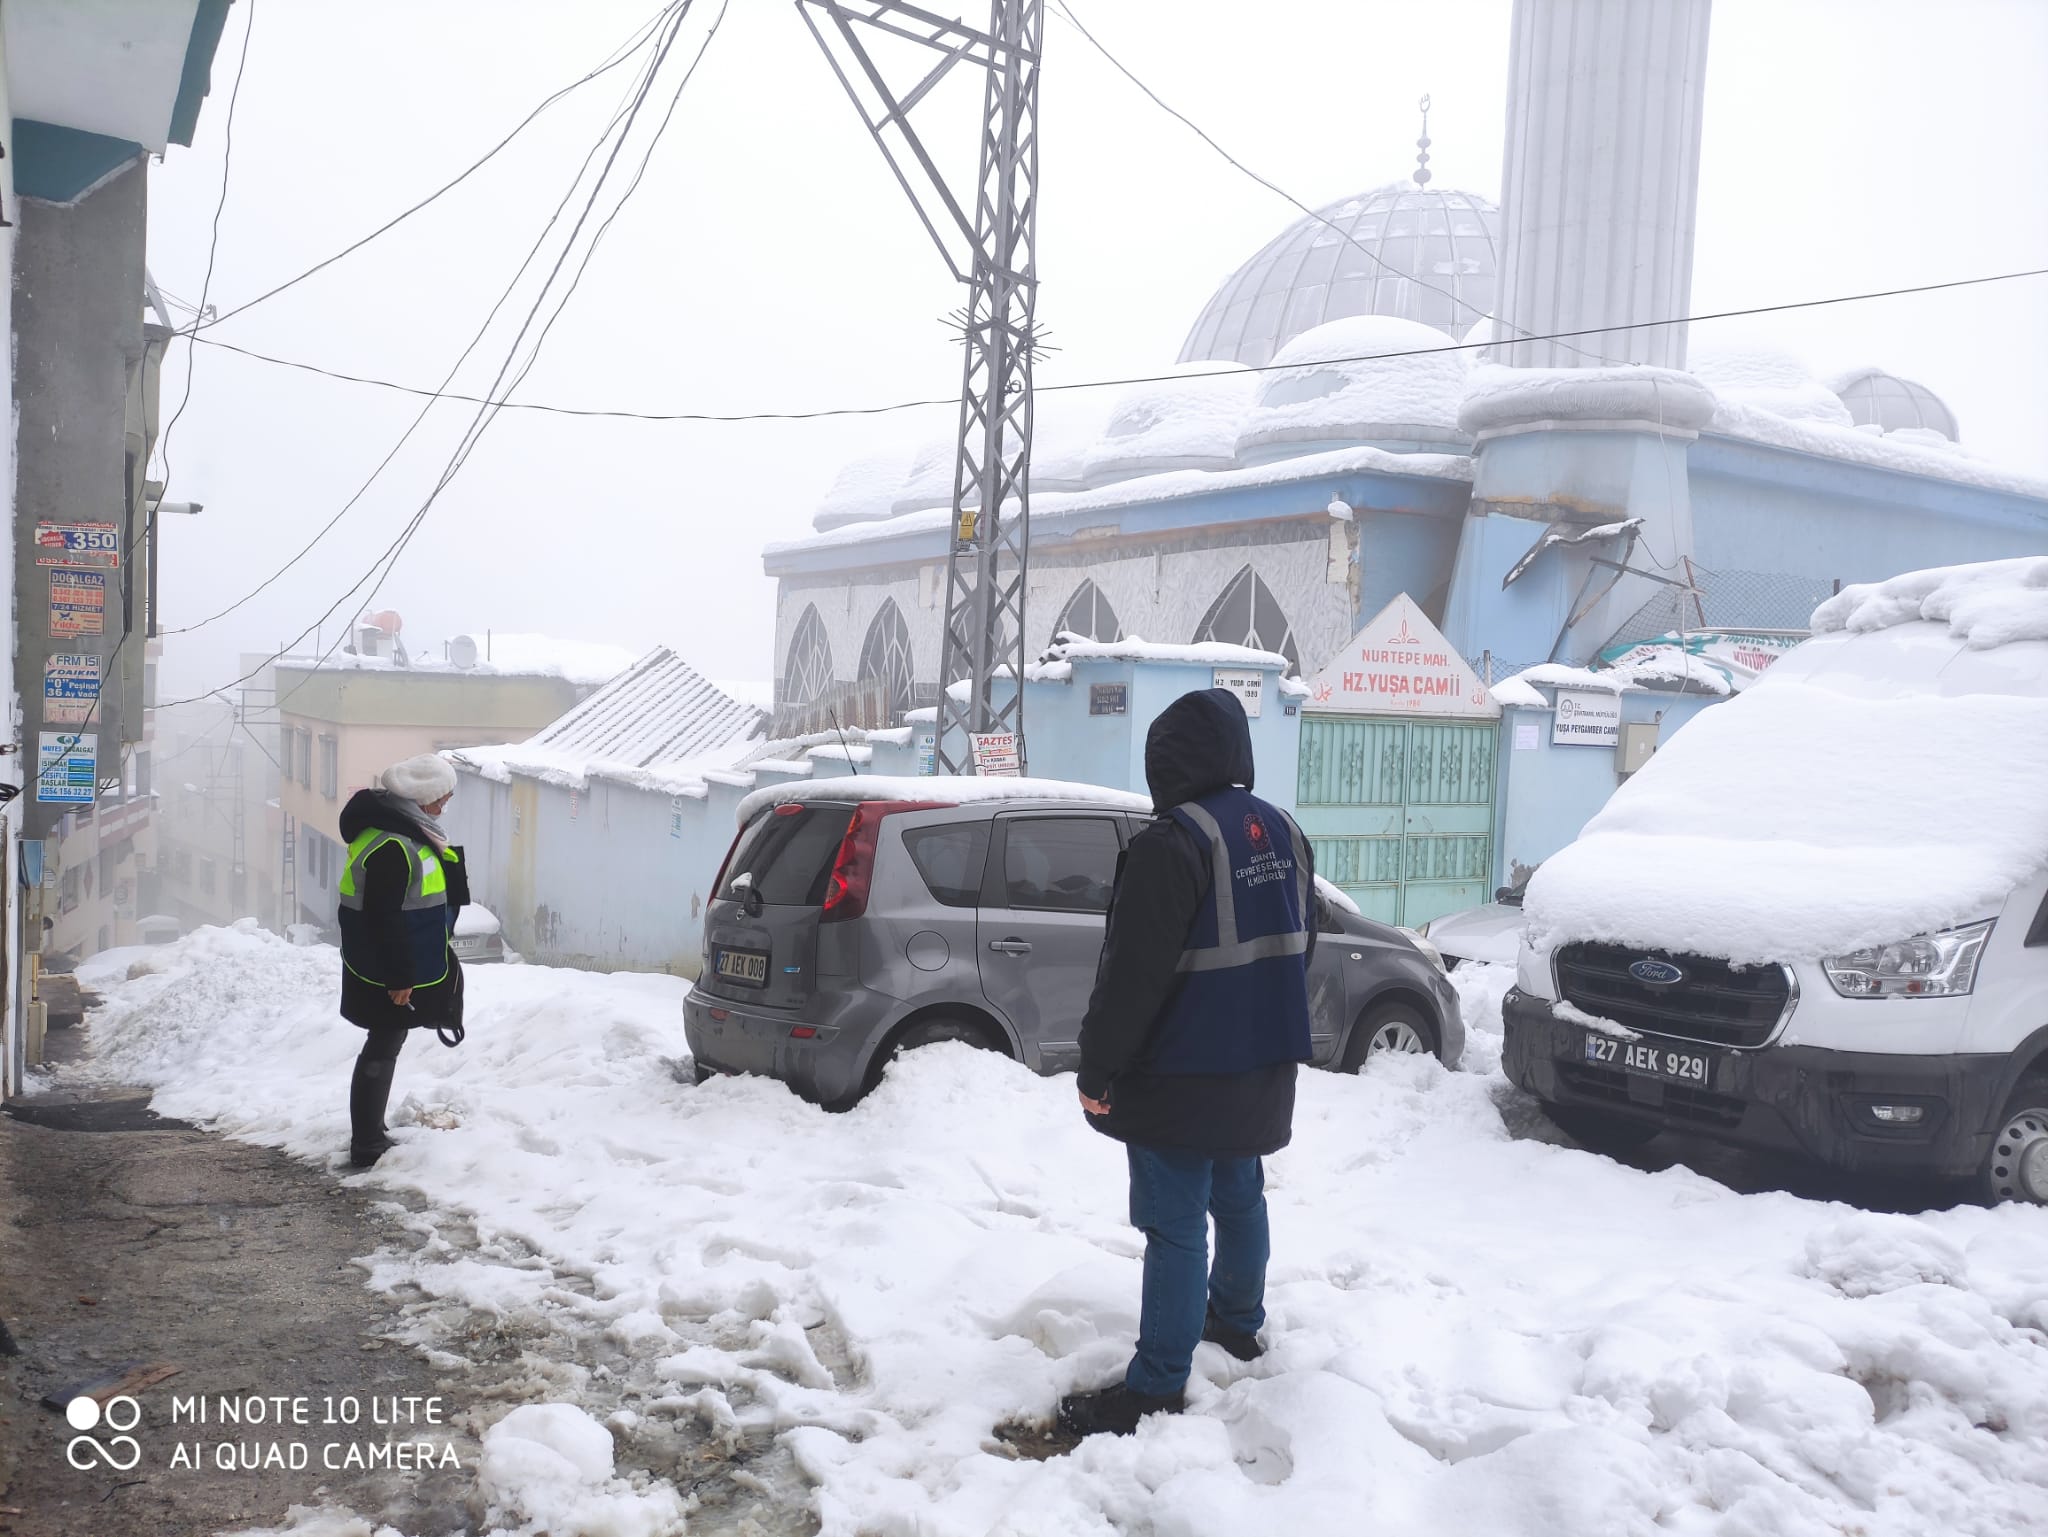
[903,821,990,907]
[720,803,856,908]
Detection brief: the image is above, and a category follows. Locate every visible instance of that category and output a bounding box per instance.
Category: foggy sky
[143,0,2048,702]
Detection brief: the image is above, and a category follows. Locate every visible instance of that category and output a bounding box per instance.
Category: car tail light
[821,801,944,924]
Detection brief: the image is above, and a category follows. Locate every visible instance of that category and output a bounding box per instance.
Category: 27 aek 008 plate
[1582,1032,1716,1086]
[714,947,769,986]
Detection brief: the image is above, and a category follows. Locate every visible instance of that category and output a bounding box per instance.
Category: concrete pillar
[1493,0,1713,370]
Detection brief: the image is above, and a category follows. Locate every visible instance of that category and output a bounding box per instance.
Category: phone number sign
[35,521,121,569]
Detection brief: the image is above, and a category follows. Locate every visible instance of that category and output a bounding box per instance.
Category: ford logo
[1629,958,1685,986]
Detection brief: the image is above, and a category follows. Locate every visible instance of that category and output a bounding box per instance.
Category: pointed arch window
[1193,565,1300,673]
[783,604,834,706]
[858,599,916,722]
[1051,579,1124,645]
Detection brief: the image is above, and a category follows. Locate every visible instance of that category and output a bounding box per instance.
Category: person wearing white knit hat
[334,753,472,1166]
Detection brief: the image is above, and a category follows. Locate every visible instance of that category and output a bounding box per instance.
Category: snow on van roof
[735,775,1153,827]
[1524,608,2048,965]
[1810,556,2048,649]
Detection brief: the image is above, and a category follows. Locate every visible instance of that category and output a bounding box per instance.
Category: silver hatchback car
[683,784,1464,1107]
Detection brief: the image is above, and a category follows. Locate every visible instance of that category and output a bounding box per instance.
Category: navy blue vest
[1145,788,1314,1075]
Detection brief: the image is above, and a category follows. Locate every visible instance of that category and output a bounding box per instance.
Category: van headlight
[1821,921,1992,999]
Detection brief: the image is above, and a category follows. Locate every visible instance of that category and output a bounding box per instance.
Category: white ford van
[1502,558,2048,1203]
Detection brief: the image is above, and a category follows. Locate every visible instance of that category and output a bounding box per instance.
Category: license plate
[715,947,769,986]
[1582,1032,1714,1086]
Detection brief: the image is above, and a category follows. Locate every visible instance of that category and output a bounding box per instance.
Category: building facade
[2,0,233,1090]
[275,649,619,932]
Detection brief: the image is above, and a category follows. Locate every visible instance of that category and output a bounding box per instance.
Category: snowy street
[63,926,2048,1537]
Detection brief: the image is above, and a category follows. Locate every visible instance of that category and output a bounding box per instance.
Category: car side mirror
[1494,887,1516,904]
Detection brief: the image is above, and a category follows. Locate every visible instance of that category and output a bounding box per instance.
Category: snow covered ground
[69,928,2048,1537]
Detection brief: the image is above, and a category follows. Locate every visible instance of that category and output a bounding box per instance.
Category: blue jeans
[1123,1144,1270,1397]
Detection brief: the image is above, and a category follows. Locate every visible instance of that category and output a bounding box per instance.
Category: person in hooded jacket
[1057,688,1315,1438]
[337,754,471,1167]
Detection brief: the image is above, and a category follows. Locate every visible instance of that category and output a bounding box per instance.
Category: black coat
[1076,689,1315,1158]
[336,790,469,1036]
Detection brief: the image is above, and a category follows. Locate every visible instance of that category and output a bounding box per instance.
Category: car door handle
[988,939,1033,955]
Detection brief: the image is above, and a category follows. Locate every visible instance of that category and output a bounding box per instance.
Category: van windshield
[720,804,855,908]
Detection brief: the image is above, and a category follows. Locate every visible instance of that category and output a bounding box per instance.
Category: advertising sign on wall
[1551,689,1622,747]
[1304,594,1499,719]
[37,731,98,804]
[970,731,1021,778]
[49,569,107,636]
[915,731,937,775]
[42,653,101,726]
[1088,683,1127,716]
[34,521,121,569]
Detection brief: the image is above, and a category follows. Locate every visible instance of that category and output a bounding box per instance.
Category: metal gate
[1295,715,1498,928]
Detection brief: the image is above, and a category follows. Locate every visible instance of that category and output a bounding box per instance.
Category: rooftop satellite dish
[449,634,480,670]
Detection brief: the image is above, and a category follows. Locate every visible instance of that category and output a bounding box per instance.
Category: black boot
[348,1056,398,1167]
[1055,1383,1185,1438]
[1201,1306,1265,1362]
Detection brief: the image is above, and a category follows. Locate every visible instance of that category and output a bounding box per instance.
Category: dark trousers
[348,1023,408,1148]
[1123,1144,1270,1397]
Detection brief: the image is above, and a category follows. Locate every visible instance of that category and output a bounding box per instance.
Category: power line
[166,1,695,638]
[163,0,720,714]
[188,0,684,336]
[183,264,2048,425]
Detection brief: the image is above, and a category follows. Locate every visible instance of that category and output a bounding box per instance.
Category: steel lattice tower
[798,0,1043,773]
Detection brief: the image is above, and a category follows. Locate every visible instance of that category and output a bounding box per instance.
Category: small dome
[1180,183,1500,368]
[1234,315,1469,463]
[1829,367,1959,441]
[813,447,915,532]
[889,394,1112,515]
[1083,363,1257,485]
[1690,348,1853,427]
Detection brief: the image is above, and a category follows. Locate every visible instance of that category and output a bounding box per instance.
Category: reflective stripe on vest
[336,827,451,988]
[1171,799,1312,974]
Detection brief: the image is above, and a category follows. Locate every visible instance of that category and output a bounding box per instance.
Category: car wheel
[1342,1001,1441,1071]
[861,1017,1003,1096]
[1981,1076,2048,1206]
[1538,1100,1661,1152]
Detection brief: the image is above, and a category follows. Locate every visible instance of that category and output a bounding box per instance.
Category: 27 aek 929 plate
[1582,1031,1716,1087]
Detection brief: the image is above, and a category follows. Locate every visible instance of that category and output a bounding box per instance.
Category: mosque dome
[1179,183,1501,368]
[1829,367,1960,441]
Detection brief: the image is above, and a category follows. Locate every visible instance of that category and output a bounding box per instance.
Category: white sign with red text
[1304,594,1499,719]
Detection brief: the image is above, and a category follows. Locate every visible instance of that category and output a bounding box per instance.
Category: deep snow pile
[1235,316,1470,455]
[89,926,2048,1537]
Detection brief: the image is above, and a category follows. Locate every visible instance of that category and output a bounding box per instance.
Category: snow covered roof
[1235,315,1470,462]
[279,633,636,686]
[769,443,1474,560]
[450,648,765,792]
[1082,364,1257,484]
[813,447,916,532]
[735,774,1153,827]
[1039,633,1292,672]
[1689,348,1854,428]
[1525,568,2048,964]
[522,648,763,766]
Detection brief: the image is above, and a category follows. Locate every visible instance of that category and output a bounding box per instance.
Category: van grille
[1555,943,1791,1049]
[1558,1064,1747,1130]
